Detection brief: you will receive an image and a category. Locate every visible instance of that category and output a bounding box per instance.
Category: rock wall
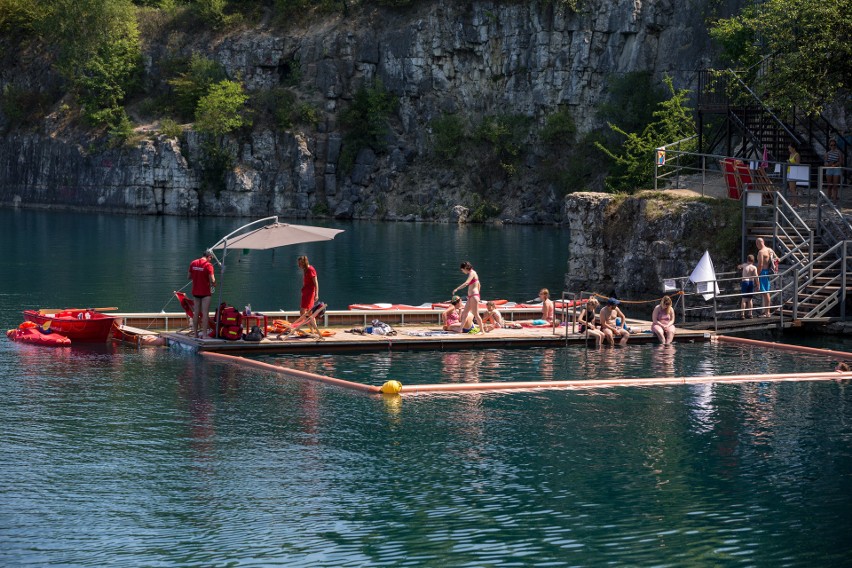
[0,0,744,218]
[562,191,740,298]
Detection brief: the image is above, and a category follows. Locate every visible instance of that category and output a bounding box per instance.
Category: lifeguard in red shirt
[188,250,216,337]
[297,255,319,316]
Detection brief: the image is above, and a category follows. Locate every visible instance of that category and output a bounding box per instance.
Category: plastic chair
[721,158,741,199]
[174,291,216,335]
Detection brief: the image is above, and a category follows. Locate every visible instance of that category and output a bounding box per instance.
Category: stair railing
[816,191,852,246]
[790,240,848,319]
[764,190,813,270]
[726,71,802,147]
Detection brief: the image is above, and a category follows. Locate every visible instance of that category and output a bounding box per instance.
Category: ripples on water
[2,341,852,566]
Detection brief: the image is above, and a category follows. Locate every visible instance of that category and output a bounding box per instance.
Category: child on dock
[739,254,759,319]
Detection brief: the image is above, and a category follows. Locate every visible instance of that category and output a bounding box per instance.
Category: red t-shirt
[189,257,214,297]
[300,265,317,310]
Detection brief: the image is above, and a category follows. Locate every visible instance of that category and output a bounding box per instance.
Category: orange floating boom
[201,351,380,393]
[716,334,852,360]
[201,351,851,395]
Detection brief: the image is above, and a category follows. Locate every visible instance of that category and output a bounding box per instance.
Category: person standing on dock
[739,254,759,318]
[787,142,801,206]
[297,255,319,319]
[452,261,485,334]
[755,238,775,317]
[188,250,216,338]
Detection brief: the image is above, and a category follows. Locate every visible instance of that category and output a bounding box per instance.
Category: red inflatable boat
[22,309,118,343]
[6,322,71,347]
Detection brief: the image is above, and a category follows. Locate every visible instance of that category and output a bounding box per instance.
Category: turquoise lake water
[2,209,852,566]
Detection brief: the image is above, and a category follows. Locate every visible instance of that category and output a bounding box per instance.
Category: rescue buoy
[380,380,402,394]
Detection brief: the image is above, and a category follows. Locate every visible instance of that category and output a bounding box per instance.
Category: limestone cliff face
[0,0,741,219]
[562,192,740,297]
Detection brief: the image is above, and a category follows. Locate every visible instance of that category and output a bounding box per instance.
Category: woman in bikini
[650,295,676,345]
[452,261,485,333]
[442,296,473,333]
[577,297,604,347]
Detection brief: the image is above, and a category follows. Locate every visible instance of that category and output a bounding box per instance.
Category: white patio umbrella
[207,216,344,334]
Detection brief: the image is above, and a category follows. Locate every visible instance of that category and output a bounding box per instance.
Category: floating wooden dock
[161,322,712,354]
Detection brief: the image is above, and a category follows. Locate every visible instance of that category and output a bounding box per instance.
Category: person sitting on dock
[539,288,557,324]
[482,300,504,331]
[600,297,630,346]
[577,297,604,347]
[442,296,475,333]
[650,295,676,345]
[482,300,520,331]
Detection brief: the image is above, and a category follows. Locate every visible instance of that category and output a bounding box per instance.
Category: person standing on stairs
[755,238,776,318]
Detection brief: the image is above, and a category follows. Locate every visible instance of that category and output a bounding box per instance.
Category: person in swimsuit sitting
[600,297,630,346]
[452,261,484,333]
[650,295,676,345]
[577,297,604,347]
[539,288,558,324]
[442,296,474,333]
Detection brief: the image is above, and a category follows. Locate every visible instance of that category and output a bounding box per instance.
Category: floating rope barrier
[590,290,685,305]
[201,348,851,396]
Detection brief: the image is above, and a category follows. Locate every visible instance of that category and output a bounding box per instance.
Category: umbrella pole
[214,241,227,339]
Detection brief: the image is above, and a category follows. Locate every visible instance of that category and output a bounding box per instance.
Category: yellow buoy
[380,380,402,394]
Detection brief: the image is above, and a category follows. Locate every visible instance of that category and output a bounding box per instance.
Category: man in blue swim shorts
[739,254,758,318]
[755,238,774,317]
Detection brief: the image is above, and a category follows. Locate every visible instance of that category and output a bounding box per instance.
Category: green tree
[195,79,250,136]
[475,114,532,177]
[338,79,397,172]
[710,0,852,115]
[596,76,695,193]
[430,113,466,162]
[168,54,227,120]
[35,0,142,126]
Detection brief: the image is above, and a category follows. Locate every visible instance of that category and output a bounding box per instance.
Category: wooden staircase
[744,190,852,322]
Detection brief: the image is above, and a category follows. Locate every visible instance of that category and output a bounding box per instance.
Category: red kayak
[431,299,509,310]
[7,322,71,347]
[23,309,118,343]
[348,303,437,311]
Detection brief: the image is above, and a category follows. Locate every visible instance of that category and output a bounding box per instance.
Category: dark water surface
[2,209,852,566]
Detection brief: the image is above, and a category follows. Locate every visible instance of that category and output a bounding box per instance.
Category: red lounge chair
[174,291,215,336]
[721,158,742,199]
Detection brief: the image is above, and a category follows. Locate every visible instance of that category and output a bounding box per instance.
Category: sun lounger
[721,158,742,199]
[174,291,215,336]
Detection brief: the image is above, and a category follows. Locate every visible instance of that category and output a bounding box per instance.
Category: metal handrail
[726,70,802,146]
[816,190,852,245]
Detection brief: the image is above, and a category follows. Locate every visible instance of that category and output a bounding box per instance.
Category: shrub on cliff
[168,54,227,121]
[430,113,466,163]
[36,0,142,128]
[338,79,397,173]
[596,76,695,194]
[194,79,251,136]
[475,113,532,178]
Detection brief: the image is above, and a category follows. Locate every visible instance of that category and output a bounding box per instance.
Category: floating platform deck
[162,321,712,354]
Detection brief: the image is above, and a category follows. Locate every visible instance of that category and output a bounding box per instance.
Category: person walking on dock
[297,255,319,318]
[188,250,216,337]
[452,261,485,334]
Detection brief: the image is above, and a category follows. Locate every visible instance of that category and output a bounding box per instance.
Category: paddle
[38,307,119,315]
[41,320,51,331]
